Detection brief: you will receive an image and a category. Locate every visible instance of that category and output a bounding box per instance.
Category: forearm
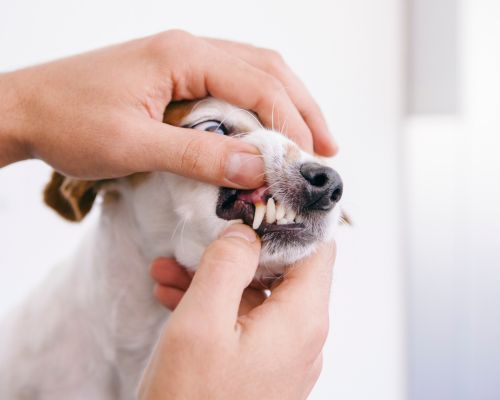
[0,71,32,167]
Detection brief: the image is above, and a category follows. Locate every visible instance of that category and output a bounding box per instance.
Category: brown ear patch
[127,172,151,188]
[163,100,196,126]
[44,172,98,222]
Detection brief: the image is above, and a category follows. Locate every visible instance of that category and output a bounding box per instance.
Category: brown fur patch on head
[127,172,151,188]
[44,172,98,222]
[163,100,196,126]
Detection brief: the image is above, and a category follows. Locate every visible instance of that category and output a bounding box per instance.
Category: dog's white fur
[0,98,340,399]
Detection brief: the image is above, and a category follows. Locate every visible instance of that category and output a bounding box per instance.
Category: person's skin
[0,29,337,187]
[0,30,338,399]
[141,224,336,400]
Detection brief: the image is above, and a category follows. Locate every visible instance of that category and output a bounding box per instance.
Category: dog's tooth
[276,202,286,220]
[266,198,276,224]
[285,208,296,222]
[253,202,266,230]
[277,218,289,225]
[295,215,304,223]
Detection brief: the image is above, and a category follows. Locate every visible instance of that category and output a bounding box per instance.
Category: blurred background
[1,0,499,399]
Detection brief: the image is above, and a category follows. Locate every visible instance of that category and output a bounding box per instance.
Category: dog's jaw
[125,109,341,279]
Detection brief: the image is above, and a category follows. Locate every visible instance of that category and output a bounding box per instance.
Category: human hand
[140,224,336,400]
[0,30,337,187]
[150,256,267,316]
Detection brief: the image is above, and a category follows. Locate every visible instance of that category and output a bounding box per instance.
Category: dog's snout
[299,162,343,211]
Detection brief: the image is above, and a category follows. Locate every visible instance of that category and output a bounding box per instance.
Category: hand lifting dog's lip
[44,97,344,280]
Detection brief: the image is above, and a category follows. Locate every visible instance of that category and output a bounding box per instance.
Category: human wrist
[0,71,33,167]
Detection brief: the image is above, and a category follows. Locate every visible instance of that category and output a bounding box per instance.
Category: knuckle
[158,29,192,45]
[261,48,285,69]
[263,49,287,78]
[147,29,193,57]
[164,28,191,39]
[263,75,285,95]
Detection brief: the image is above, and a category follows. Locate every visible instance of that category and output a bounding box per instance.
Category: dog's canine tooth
[285,208,296,222]
[276,202,286,220]
[277,218,289,225]
[253,203,266,230]
[266,198,276,224]
[295,215,304,223]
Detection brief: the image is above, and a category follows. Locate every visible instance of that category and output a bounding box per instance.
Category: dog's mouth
[216,186,305,236]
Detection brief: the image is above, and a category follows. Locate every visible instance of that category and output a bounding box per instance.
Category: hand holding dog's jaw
[141,224,336,400]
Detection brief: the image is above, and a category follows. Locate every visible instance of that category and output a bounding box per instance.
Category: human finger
[149,257,192,291]
[206,38,337,156]
[173,224,261,330]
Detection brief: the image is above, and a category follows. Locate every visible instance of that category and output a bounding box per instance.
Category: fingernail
[226,152,264,187]
[221,224,257,243]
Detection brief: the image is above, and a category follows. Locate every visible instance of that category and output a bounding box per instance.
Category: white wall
[405,1,500,399]
[0,1,406,399]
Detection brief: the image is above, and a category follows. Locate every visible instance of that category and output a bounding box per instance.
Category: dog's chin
[245,240,322,289]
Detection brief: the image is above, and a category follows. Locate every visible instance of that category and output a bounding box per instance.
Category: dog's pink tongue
[237,186,268,204]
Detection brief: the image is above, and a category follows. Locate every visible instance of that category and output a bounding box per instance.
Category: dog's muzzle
[216,162,343,239]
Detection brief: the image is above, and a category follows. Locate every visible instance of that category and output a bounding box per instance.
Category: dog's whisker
[268,85,292,132]
[271,97,277,132]
[178,217,189,253]
[190,98,213,113]
[231,108,264,130]
[169,216,186,242]
[215,108,265,133]
[280,115,289,135]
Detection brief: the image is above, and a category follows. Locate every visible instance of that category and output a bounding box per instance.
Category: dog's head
[44,98,344,280]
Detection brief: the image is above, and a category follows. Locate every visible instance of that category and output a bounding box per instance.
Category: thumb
[174,224,261,330]
[127,118,265,189]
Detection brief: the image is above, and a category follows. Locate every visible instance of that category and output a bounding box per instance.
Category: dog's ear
[44,172,99,222]
[340,210,352,226]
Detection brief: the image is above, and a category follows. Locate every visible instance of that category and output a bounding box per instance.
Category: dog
[0,97,344,399]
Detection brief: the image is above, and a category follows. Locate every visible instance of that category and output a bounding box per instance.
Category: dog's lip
[235,186,271,204]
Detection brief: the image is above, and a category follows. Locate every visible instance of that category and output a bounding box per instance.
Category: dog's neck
[73,196,171,383]
[79,193,174,307]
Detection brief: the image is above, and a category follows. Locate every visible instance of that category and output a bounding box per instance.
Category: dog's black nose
[300,162,343,211]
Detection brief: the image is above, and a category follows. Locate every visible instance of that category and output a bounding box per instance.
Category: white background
[406,1,500,399]
[3,1,498,399]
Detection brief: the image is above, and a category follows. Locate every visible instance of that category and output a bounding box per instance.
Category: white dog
[0,98,344,399]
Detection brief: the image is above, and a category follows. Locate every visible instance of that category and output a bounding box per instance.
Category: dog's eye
[191,120,228,135]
